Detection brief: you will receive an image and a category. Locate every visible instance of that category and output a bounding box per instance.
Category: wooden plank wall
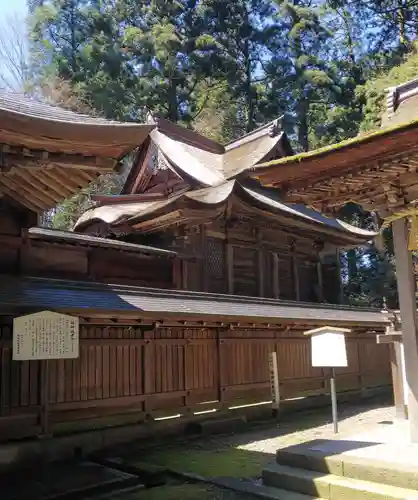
[191,220,330,301]
[0,320,390,442]
[0,203,175,288]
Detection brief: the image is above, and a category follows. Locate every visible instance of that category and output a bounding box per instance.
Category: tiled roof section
[145,118,289,188]
[28,227,176,256]
[74,180,378,243]
[150,129,225,187]
[0,91,122,125]
[241,185,377,238]
[0,90,155,158]
[0,276,390,326]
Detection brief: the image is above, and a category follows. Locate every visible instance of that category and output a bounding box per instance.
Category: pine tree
[199,0,279,134]
[268,0,341,151]
[115,0,221,124]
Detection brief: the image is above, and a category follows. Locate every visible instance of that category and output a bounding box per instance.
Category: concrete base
[264,422,418,499]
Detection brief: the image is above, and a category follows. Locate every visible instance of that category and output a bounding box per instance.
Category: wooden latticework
[207,238,224,279]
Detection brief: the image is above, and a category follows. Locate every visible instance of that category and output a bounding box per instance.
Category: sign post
[269,352,280,416]
[330,368,338,433]
[13,311,80,436]
[304,326,350,434]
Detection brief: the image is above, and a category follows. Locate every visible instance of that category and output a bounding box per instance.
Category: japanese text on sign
[13,311,79,360]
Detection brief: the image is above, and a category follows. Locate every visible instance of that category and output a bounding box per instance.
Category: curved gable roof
[74,180,377,245]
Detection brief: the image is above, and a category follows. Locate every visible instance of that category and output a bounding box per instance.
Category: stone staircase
[256,440,418,499]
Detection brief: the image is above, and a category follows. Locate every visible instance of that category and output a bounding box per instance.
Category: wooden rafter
[0,146,116,172]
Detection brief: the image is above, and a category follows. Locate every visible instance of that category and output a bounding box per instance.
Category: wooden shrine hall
[0,90,391,462]
[74,116,377,301]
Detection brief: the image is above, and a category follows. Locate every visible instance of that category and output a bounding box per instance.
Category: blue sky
[0,0,27,18]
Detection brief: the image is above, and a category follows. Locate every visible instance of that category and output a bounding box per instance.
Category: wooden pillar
[391,341,408,420]
[40,360,50,437]
[316,261,324,302]
[226,223,234,294]
[257,229,264,297]
[392,218,418,441]
[200,225,208,292]
[227,244,234,294]
[273,253,279,299]
[173,256,182,289]
[293,256,300,301]
[378,330,407,420]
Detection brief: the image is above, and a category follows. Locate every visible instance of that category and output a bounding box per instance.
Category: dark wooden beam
[0,145,115,171]
[257,229,264,297]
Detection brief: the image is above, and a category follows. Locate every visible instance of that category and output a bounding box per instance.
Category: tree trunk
[297,96,309,152]
[167,79,178,122]
[243,14,254,132]
[397,0,408,47]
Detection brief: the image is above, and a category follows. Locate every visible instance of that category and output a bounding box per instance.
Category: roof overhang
[74,180,377,246]
[28,227,176,256]
[0,92,155,212]
[0,275,390,327]
[251,119,418,216]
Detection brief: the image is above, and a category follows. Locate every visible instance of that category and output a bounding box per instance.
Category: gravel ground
[234,401,396,455]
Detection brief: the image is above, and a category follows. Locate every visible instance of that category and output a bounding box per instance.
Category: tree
[0,13,32,92]
[356,0,418,51]
[198,0,280,134]
[30,0,138,119]
[51,172,126,230]
[265,1,341,151]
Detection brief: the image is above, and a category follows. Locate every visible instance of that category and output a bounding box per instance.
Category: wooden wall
[0,318,390,441]
[0,205,175,288]
[180,219,340,302]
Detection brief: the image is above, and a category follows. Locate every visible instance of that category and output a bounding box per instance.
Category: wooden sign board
[305,326,350,368]
[13,311,79,361]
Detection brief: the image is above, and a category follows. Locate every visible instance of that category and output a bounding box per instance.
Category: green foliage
[25,0,418,306]
[51,172,126,230]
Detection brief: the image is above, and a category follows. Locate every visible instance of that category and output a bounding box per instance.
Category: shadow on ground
[101,398,392,480]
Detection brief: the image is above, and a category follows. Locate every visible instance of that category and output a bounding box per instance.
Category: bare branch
[0,12,31,92]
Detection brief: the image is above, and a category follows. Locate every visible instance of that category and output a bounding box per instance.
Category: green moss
[120,483,229,500]
[129,446,270,479]
[360,49,418,133]
[255,115,418,170]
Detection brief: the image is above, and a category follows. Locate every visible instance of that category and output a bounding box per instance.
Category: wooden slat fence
[0,322,391,441]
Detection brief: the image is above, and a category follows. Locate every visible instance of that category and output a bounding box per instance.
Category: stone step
[212,477,324,500]
[263,463,418,500]
[276,444,418,491]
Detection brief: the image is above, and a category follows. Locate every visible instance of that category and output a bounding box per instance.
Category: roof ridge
[224,116,284,150]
